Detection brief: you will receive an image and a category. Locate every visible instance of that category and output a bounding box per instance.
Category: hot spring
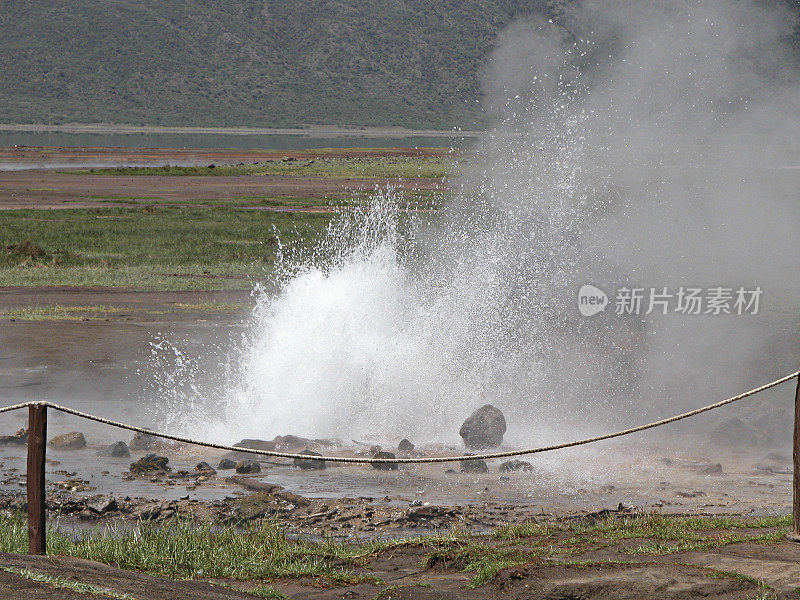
[151,0,800,450]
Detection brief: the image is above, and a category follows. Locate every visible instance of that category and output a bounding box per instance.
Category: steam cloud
[159,0,800,446]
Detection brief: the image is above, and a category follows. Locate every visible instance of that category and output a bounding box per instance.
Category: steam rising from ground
[157,0,800,445]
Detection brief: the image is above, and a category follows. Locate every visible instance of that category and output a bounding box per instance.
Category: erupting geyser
[155,0,800,448]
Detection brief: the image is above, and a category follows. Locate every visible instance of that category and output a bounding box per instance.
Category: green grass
[219,582,288,599]
[2,305,118,320]
[0,512,788,592]
[0,566,136,599]
[72,156,453,179]
[495,514,792,541]
[0,206,332,289]
[0,514,384,584]
[1,302,250,320]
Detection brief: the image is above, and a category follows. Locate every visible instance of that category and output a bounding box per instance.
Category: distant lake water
[0,131,475,150]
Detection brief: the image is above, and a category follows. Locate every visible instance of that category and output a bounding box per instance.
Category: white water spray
[154,0,800,446]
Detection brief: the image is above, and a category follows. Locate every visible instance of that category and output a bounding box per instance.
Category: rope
[0,401,39,415]
[3,370,798,464]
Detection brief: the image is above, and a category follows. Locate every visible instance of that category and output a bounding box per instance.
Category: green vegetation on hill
[0,1,561,129]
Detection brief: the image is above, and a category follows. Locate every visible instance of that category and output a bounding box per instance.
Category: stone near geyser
[130,431,158,451]
[460,458,489,473]
[398,439,415,454]
[217,458,237,470]
[499,460,533,473]
[49,431,87,450]
[235,460,261,474]
[371,451,398,471]
[98,441,130,457]
[459,404,506,450]
[129,454,170,474]
[293,449,326,470]
[234,438,276,451]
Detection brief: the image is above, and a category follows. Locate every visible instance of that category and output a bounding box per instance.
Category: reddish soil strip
[0,145,450,165]
[0,171,445,210]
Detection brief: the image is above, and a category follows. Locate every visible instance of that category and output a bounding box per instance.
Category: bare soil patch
[0,146,448,210]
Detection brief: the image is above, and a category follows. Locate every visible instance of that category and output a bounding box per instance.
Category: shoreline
[0,123,484,137]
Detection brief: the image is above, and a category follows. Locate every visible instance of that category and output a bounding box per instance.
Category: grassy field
[0,206,331,290]
[0,512,790,597]
[71,155,453,179]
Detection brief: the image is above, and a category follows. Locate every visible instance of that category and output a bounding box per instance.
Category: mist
[156,0,800,447]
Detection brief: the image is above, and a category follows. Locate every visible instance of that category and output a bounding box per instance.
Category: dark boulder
[293,449,326,470]
[217,458,237,470]
[98,441,129,457]
[460,458,489,474]
[130,454,170,474]
[398,439,415,454]
[459,404,506,450]
[235,460,261,474]
[195,461,216,475]
[499,460,533,473]
[371,451,398,471]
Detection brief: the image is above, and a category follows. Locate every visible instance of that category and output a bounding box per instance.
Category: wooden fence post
[793,374,800,539]
[26,403,47,555]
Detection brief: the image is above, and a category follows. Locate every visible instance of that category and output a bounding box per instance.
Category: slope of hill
[0,0,561,129]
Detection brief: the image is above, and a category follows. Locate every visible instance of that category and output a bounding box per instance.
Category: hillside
[0,0,563,129]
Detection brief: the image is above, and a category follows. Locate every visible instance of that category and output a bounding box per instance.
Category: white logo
[578,284,609,317]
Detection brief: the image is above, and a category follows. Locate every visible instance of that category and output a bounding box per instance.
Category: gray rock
[98,441,129,457]
[710,418,763,447]
[217,458,237,470]
[459,404,506,450]
[234,439,276,451]
[398,439,415,454]
[460,458,489,473]
[293,449,326,470]
[49,432,86,450]
[235,460,261,474]
[499,460,533,473]
[195,461,216,475]
[0,428,27,445]
[273,435,312,450]
[699,462,723,475]
[130,431,158,451]
[408,506,446,520]
[371,451,398,471]
[88,497,117,514]
[130,454,170,474]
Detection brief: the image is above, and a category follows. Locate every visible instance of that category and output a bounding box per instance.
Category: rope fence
[1,370,798,463]
[5,369,800,554]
